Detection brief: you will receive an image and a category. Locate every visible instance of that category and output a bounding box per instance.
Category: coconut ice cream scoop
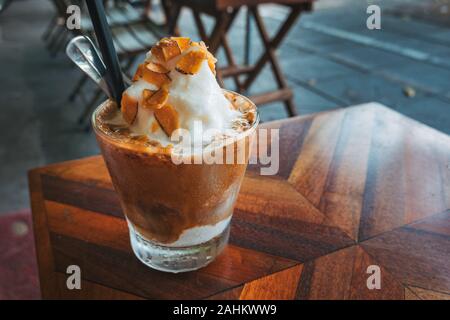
[120,37,244,147]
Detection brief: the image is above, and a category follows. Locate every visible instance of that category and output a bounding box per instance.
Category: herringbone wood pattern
[29,103,450,299]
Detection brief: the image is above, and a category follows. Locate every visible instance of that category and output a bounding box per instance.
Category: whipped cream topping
[121,41,242,147]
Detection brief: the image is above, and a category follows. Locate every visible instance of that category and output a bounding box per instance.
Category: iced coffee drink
[92,37,258,273]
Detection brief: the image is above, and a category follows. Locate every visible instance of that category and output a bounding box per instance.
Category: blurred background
[0,0,449,299]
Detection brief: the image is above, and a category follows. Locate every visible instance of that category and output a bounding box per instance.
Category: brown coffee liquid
[94,94,256,245]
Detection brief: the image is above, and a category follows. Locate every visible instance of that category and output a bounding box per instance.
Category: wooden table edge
[28,169,59,299]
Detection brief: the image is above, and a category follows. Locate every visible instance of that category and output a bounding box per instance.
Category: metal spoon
[66,35,131,98]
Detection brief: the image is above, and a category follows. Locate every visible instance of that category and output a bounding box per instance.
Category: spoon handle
[66,36,132,98]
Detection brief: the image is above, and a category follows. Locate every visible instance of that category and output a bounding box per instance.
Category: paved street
[0,0,449,213]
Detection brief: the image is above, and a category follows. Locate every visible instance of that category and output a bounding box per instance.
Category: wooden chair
[43,0,168,127]
[0,0,12,13]
[165,0,314,117]
[43,0,160,56]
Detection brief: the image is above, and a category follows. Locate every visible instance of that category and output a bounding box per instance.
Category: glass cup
[92,91,259,273]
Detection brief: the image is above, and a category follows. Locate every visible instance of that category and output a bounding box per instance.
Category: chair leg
[47,27,66,54]
[122,55,138,78]
[244,8,252,65]
[79,88,105,128]
[221,35,242,92]
[242,5,302,116]
[192,11,241,91]
[167,2,181,35]
[242,6,302,91]
[216,70,226,88]
[284,97,298,117]
[45,25,62,50]
[42,15,57,41]
[192,11,207,41]
[208,9,239,55]
[69,74,89,102]
[51,31,70,56]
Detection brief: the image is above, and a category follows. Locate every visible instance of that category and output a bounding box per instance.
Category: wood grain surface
[29,103,450,299]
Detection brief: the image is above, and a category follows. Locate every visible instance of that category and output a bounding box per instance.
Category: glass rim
[92,89,260,155]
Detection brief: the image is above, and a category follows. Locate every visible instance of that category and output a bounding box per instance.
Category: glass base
[128,222,230,273]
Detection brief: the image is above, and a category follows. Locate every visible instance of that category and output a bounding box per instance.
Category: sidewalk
[221,0,450,132]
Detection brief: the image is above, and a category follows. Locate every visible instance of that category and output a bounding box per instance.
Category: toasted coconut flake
[154,104,180,137]
[121,93,138,125]
[132,63,144,82]
[151,120,160,133]
[142,69,170,87]
[224,91,239,110]
[229,102,238,110]
[207,52,217,75]
[193,41,208,50]
[175,50,207,75]
[187,41,216,74]
[171,37,191,52]
[146,61,169,74]
[159,38,182,61]
[142,88,156,101]
[150,46,165,62]
[142,88,169,110]
[134,64,170,87]
[246,110,256,124]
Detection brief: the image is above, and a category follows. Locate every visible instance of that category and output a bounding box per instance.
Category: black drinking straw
[86,0,125,107]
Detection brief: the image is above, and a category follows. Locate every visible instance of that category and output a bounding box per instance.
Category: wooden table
[165,0,314,117]
[29,103,450,300]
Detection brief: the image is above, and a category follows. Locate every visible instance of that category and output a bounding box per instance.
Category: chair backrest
[49,0,67,16]
[50,0,88,16]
